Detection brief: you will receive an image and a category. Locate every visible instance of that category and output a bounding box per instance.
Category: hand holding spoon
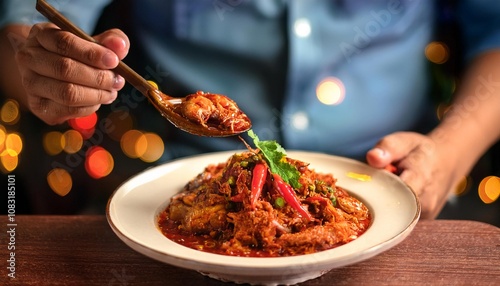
[35,0,251,137]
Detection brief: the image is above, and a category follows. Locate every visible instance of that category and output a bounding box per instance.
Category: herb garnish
[247,130,302,189]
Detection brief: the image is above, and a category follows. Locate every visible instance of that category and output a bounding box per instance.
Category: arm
[367,50,500,219]
[429,51,500,183]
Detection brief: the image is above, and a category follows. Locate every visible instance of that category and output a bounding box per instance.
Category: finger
[17,45,124,92]
[28,96,101,125]
[366,147,391,168]
[366,132,424,167]
[401,168,442,219]
[28,23,119,69]
[396,145,442,218]
[22,70,118,107]
[399,169,425,196]
[93,28,130,60]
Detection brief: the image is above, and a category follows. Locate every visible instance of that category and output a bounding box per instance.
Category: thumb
[93,28,130,61]
[366,131,424,168]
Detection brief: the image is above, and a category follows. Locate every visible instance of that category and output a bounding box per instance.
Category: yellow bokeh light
[0,149,18,173]
[453,176,471,196]
[140,132,165,163]
[316,77,345,105]
[5,132,23,156]
[478,176,500,204]
[85,146,114,179]
[121,130,144,158]
[147,80,159,89]
[63,129,83,154]
[135,133,148,158]
[0,125,6,151]
[43,131,65,156]
[425,41,449,64]
[47,168,73,196]
[0,99,20,125]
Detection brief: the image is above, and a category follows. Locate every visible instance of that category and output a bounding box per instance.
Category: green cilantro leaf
[248,130,302,189]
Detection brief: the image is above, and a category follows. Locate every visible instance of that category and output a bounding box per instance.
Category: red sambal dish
[175,91,251,133]
[157,151,371,257]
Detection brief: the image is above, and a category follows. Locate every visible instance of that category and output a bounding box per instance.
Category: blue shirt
[2,0,500,160]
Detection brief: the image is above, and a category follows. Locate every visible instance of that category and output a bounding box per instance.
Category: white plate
[107,151,420,286]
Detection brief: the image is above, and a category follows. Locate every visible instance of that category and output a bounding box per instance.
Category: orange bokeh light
[69,112,98,130]
[425,41,449,64]
[47,168,73,196]
[85,146,114,179]
[478,176,500,204]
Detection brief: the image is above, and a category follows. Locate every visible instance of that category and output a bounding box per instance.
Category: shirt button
[293,18,311,38]
[291,111,309,130]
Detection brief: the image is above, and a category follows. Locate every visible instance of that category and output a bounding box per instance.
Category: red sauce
[157,211,371,257]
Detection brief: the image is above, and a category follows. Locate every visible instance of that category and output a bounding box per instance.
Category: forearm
[0,25,31,108]
[429,50,500,178]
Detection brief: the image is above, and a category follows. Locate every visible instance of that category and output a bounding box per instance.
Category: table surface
[1,216,499,285]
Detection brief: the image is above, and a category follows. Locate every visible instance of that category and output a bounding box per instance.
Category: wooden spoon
[35,0,251,137]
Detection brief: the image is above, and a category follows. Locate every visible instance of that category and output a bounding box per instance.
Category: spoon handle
[35,0,153,96]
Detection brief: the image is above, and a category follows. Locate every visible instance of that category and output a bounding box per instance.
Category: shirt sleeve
[457,0,500,62]
[0,0,112,33]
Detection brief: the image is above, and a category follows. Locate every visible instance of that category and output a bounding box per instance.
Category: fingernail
[113,75,125,90]
[373,147,388,158]
[102,52,117,68]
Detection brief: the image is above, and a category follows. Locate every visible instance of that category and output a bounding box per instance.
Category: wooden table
[2,216,499,285]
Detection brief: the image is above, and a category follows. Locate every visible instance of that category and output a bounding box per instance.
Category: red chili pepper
[272,173,313,221]
[250,163,267,209]
[384,164,398,174]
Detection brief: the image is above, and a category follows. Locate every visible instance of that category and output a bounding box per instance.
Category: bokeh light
[147,80,159,89]
[140,132,165,163]
[0,99,20,125]
[453,176,471,196]
[68,112,97,139]
[0,125,7,151]
[5,132,23,156]
[85,146,114,179]
[0,149,18,173]
[62,129,83,154]
[120,129,165,162]
[316,77,345,105]
[43,131,64,155]
[121,129,145,158]
[0,129,22,173]
[478,176,500,204]
[425,41,449,64]
[135,133,148,159]
[47,168,73,196]
[294,18,311,38]
[69,112,97,130]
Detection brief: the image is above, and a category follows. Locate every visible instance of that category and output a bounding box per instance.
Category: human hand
[15,23,130,124]
[366,131,460,219]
